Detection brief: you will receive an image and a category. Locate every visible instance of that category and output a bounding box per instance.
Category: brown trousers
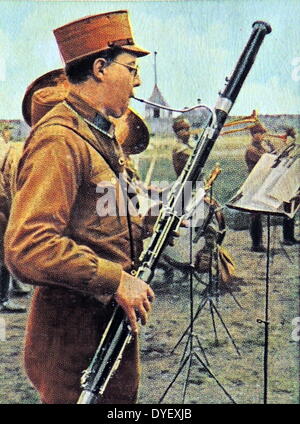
[24,286,140,404]
[249,213,263,247]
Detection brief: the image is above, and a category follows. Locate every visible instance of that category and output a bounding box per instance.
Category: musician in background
[5,11,155,404]
[172,118,194,177]
[245,123,274,252]
[171,118,235,285]
[280,127,299,245]
[245,124,299,250]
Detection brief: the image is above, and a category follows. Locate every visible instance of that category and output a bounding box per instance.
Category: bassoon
[77,20,272,404]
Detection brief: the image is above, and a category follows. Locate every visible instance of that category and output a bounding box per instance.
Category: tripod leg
[193,270,208,287]
[159,354,190,403]
[223,283,243,310]
[193,351,236,404]
[211,301,241,356]
[195,334,210,366]
[172,296,208,353]
[179,333,191,365]
[182,353,193,404]
[209,299,219,346]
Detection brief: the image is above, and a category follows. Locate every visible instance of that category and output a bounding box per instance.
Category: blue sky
[0,0,299,119]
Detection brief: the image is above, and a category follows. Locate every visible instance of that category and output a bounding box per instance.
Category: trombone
[220,110,295,144]
[220,109,259,135]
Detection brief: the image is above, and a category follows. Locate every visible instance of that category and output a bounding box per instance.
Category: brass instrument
[221,110,295,144]
[204,163,222,191]
[221,109,259,135]
[110,108,150,155]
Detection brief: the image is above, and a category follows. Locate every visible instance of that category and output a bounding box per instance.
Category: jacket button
[118,157,125,166]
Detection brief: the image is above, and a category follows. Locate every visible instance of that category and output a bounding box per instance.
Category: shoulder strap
[31,121,119,176]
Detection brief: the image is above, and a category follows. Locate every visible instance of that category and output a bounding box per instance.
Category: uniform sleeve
[4,132,122,296]
[246,145,262,164]
[172,148,190,177]
[245,144,264,172]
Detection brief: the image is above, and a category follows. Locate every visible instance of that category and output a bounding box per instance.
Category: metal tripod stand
[159,218,237,404]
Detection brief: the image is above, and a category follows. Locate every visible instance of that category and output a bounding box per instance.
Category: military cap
[53,10,150,64]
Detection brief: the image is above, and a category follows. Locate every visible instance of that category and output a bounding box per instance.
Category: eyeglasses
[111,60,139,77]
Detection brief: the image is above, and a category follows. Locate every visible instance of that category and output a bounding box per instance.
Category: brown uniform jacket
[5,92,143,295]
[245,139,274,172]
[4,91,144,403]
[172,140,193,177]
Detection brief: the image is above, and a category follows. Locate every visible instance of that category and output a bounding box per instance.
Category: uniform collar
[65,90,115,137]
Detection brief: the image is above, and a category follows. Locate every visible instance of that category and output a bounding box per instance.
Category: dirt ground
[0,224,299,405]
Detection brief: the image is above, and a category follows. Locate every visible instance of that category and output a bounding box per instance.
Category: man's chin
[110,110,126,119]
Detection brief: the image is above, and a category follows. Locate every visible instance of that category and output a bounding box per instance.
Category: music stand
[226,146,300,404]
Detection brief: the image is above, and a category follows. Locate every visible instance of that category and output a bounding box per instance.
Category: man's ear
[92,58,107,81]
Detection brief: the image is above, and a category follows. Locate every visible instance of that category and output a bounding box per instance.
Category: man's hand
[114,271,155,334]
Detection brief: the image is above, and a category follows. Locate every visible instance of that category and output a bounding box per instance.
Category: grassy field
[138,226,300,404]
[137,133,299,404]
[0,132,298,404]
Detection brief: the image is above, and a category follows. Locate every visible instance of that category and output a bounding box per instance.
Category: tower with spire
[145,51,173,136]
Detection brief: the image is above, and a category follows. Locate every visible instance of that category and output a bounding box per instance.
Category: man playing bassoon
[5,10,155,404]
